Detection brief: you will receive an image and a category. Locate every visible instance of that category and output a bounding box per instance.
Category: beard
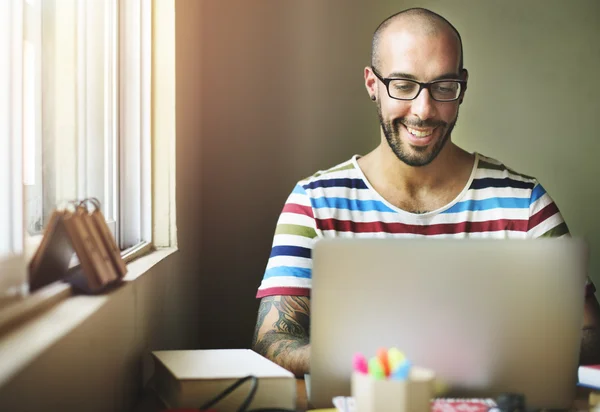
[377,103,458,167]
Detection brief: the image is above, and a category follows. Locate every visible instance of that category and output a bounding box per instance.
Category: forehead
[379,28,461,80]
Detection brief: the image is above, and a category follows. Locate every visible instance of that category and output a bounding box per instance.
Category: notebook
[309,238,588,409]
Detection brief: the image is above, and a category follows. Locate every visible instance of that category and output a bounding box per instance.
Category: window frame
[118,0,152,250]
[1,0,158,303]
[23,0,43,235]
[0,0,27,300]
[0,1,177,352]
[1,0,24,257]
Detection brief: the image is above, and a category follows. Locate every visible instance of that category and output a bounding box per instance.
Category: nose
[410,87,437,120]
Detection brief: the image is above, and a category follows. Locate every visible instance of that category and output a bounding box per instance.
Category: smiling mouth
[405,126,434,137]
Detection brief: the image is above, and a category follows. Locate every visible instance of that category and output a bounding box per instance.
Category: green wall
[196,0,600,348]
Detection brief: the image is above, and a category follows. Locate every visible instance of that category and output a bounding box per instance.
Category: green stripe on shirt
[539,222,570,238]
[478,159,534,180]
[477,159,505,172]
[311,162,356,178]
[275,224,318,238]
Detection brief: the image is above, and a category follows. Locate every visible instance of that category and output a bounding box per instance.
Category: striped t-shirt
[256,153,586,298]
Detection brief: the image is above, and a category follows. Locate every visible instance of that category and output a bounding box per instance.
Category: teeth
[407,127,433,137]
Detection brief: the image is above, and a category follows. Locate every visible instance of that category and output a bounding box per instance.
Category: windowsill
[0,247,177,389]
[24,234,155,273]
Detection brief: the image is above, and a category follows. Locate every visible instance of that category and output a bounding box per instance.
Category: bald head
[371,8,464,72]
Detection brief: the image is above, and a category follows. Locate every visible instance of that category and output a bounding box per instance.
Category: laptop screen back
[309,238,587,409]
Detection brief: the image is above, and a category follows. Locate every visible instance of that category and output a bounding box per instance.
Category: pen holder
[351,367,435,412]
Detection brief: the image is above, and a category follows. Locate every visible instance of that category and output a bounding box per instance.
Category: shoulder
[474,154,569,237]
[474,153,539,190]
[295,156,364,193]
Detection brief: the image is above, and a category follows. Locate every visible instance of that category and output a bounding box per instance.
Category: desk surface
[295,379,594,411]
[296,379,308,411]
[134,378,590,411]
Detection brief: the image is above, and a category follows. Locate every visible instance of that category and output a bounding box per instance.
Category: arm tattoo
[252,297,273,346]
[252,296,311,377]
[272,296,310,337]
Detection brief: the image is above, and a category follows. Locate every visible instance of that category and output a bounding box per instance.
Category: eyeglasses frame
[371,67,467,102]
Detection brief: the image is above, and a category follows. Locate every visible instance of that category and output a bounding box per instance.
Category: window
[1,0,25,300]
[1,0,152,301]
[24,0,119,239]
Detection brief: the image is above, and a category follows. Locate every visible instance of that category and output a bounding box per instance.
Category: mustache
[394,118,447,129]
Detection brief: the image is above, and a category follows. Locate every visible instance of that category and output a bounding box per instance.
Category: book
[28,203,126,293]
[149,349,296,411]
[322,396,496,412]
[76,207,118,285]
[28,210,74,291]
[579,364,600,389]
[431,398,497,412]
[62,210,115,290]
[90,208,127,278]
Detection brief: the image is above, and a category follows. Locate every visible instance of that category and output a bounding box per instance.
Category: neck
[366,141,472,195]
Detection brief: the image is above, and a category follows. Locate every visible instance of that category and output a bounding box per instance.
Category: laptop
[308,238,588,409]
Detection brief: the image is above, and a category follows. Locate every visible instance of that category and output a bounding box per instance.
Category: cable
[236,376,259,412]
[195,375,297,412]
[197,375,258,412]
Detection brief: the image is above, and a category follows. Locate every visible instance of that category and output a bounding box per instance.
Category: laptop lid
[309,238,587,409]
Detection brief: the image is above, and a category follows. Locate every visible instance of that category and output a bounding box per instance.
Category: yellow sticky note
[387,347,406,371]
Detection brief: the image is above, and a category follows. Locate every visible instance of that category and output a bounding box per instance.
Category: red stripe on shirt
[282,203,314,217]
[315,218,528,235]
[528,202,559,232]
[256,286,311,298]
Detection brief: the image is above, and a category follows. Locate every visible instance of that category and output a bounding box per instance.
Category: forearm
[253,331,310,378]
[252,295,311,377]
[580,328,600,365]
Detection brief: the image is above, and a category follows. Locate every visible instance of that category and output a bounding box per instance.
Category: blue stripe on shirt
[310,197,395,212]
[443,197,530,214]
[263,266,312,280]
[292,184,307,195]
[270,245,311,259]
[471,178,534,190]
[303,178,368,190]
[530,184,546,205]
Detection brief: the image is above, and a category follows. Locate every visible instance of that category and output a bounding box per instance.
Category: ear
[364,66,378,101]
[459,68,469,104]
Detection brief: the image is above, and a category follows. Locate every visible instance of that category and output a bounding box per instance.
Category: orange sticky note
[377,347,391,377]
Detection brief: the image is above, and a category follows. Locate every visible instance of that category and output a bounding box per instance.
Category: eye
[392,81,417,92]
[390,80,419,98]
[432,82,459,94]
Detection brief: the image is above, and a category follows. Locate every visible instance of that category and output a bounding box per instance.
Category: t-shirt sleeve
[527,182,595,296]
[526,182,570,239]
[256,184,318,298]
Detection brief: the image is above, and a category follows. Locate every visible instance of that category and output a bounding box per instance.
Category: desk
[134,378,591,411]
[296,379,308,411]
[134,379,310,412]
[295,379,594,411]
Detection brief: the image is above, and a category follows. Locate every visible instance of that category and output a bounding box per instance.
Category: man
[251,8,600,378]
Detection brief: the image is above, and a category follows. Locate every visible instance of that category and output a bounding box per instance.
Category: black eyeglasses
[371,68,466,102]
